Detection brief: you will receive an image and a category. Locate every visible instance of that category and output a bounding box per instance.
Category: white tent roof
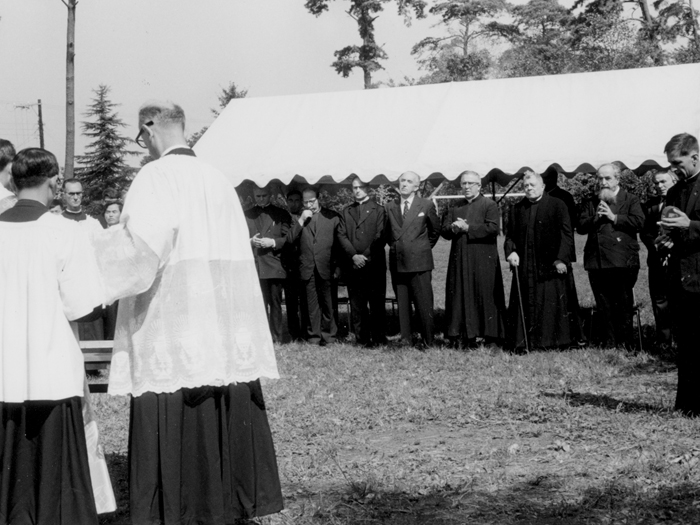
[194,64,700,188]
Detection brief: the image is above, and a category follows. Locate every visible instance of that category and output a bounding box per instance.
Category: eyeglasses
[463,182,481,188]
[303,198,318,205]
[66,192,83,196]
[135,121,154,148]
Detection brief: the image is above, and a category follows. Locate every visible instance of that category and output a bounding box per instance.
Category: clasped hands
[596,201,616,222]
[655,209,691,251]
[451,218,469,233]
[251,233,275,249]
[352,254,368,269]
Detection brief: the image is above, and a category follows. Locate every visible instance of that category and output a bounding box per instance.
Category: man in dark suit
[245,185,291,343]
[386,171,440,347]
[658,133,700,416]
[283,189,307,340]
[338,176,387,346]
[544,169,578,263]
[288,187,344,345]
[640,170,677,347]
[578,163,644,349]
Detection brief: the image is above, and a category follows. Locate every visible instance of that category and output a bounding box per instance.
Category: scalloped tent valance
[194,64,700,189]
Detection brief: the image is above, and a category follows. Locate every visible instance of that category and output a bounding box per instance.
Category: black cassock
[505,194,582,350]
[441,195,506,342]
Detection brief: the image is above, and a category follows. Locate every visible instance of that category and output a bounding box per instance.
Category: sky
[0,0,458,166]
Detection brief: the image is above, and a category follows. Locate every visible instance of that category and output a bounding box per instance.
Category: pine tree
[76,85,137,211]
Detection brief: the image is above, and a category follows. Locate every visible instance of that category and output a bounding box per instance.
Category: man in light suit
[658,133,700,416]
[288,187,344,345]
[338,176,387,346]
[245,185,291,343]
[385,171,440,347]
[578,163,644,349]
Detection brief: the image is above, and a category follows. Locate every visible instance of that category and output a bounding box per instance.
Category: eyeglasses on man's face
[462,182,481,188]
[135,121,154,149]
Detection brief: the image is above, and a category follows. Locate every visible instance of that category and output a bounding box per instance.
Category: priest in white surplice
[0,148,105,524]
[91,101,283,523]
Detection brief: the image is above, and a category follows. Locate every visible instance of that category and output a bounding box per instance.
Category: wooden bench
[81,340,114,393]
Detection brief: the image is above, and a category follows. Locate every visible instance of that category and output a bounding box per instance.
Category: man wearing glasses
[441,171,505,348]
[61,178,103,232]
[92,100,283,523]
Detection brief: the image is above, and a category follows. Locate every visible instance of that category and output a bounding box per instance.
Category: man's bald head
[137,100,188,159]
[138,100,186,130]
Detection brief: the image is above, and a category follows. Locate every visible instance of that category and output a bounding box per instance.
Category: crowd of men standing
[245,132,700,419]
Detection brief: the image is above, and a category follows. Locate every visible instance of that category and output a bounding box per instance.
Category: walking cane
[513,266,530,353]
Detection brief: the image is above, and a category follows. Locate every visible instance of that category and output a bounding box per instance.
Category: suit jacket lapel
[356,201,372,227]
[685,176,700,215]
[390,200,403,229]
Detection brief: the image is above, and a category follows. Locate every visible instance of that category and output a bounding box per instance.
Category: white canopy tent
[194,63,700,188]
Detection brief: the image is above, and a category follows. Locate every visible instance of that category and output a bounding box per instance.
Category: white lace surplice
[91,155,279,397]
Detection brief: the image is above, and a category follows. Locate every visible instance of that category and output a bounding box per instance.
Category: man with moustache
[288,187,344,345]
[385,171,440,347]
[337,176,387,346]
[245,185,291,343]
[657,133,700,416]
[441,171,506,347]
[505,171,581,350]
[578,163,644,349]
[640,170,677,348]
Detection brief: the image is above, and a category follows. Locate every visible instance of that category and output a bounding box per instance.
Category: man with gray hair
[92,100,283,522]
[441,170,505,347]
[578,163,644,349]
[385,171,440,347]
[505,171,581,350]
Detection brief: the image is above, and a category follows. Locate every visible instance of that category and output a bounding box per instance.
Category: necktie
[403,200,409,219]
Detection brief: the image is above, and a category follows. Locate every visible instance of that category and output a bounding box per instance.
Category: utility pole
[62,0,78,179]
[37,99,45,149]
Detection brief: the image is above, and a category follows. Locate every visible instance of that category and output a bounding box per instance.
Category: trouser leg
[393,272,413,343]
[409,270,434,346]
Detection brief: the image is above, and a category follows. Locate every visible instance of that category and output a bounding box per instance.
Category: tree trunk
[363,68,372,89]
[636,0,664,65]
[688,0,700,56]
[64,0,77,179]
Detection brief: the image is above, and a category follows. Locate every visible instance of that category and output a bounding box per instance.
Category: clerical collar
[686,172,700,185]
[527,195,543,203]
[466,195,479,203]
[356,197,370,205]
[0,199,48,223]
[63,207,84,215]
[161,144,192,157]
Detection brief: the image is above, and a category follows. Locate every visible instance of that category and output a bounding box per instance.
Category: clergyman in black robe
[505,171,583,350]
[441,171,506,347]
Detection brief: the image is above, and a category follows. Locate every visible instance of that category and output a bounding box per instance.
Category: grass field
[94,234,699,524]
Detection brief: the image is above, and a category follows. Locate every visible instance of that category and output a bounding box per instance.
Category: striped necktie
[402,200,409,219]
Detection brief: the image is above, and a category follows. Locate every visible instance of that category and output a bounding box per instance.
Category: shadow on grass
[292,478,700,524]
[540,391,669,414]
[98,454,129,525]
